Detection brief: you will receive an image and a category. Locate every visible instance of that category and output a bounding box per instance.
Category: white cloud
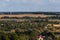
[49,0,56,2]
[4,0,45,5]
[0,0,60,12]
[49,0,60,3]
[0,3,7,7]
[6,0,10,2]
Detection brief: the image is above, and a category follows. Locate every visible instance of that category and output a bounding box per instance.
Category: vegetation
[0,14,60,40]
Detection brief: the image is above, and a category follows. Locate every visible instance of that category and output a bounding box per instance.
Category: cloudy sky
[0,0,60,12]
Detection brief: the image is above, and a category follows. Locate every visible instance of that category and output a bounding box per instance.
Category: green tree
[10,33,18,40]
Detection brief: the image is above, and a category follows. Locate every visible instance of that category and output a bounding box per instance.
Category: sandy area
[0,14,47,18]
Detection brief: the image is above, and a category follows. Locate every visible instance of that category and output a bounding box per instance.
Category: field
[0,14,47,17]
[0,13,60,40]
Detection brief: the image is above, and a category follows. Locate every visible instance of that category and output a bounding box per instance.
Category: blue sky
[0,0,60,12]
